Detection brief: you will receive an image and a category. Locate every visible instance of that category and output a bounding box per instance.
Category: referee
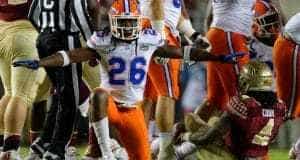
[27,0,94,159]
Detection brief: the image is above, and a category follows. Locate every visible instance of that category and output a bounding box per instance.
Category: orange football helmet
[109,0,141,40]
[252,0,282,46]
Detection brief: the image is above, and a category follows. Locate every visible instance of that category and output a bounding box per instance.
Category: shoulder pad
[87,31,112,50]
[138,29,164,46]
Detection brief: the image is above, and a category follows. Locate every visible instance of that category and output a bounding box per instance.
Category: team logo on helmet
[109,0,141,41]
[252,0,282,46]
[239,61,273,93]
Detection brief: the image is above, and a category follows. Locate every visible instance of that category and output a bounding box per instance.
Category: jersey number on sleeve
[251,119,274,146]
[109,57,146,85]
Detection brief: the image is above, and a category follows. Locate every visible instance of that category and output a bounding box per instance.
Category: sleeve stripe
[71,0,93,40]
[28,0,40,30]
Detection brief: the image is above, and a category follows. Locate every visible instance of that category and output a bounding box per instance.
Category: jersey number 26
[109,57,146,85]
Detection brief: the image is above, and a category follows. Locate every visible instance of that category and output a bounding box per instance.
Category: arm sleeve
[70,0,93,41]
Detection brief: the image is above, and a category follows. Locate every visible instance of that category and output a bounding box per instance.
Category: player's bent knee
[90,88,109,122]
[155,96,175,132]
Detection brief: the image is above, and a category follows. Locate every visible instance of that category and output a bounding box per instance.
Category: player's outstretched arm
[153,45,244,62]
[13,48,97,69]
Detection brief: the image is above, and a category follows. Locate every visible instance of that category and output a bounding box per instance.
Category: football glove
[13,60,40,70]
[190,32,211,52]
[219,52,245,63]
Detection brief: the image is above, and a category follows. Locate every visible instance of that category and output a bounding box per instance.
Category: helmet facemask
[254,11,281,39]
[109,13,141,41]
[252,2,282,46]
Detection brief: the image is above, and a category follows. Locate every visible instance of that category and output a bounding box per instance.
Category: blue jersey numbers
[108,57,147,85]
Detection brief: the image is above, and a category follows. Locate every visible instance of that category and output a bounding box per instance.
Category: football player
[13,0,243,159]
[0,0,50,159]
[140,1,211,159]
[250,0,282,69]
[153,61,286,160]
[197,0,255,123]
[273,12,300,120]
[272,12,300,159]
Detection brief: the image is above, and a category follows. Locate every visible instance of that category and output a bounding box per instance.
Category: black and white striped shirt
[28,0,93,40]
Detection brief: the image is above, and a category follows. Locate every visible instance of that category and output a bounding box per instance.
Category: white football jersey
[139,0,181,35]
[164,0,182,33]
[87,29,163,107]
[249,38,273,63]
[211,0,255,37]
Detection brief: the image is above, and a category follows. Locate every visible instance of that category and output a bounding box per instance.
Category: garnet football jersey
[229,97,286,157]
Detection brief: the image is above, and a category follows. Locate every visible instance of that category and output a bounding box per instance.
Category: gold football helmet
[239,61,273,93]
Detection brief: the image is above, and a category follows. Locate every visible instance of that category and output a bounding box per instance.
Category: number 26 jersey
[87,29,164,107]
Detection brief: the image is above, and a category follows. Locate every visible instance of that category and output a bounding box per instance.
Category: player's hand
[191,32,211,52]
[219,52,245,63]
[88,58,99,67]
[12,60,40,70]
[153,57,169,65]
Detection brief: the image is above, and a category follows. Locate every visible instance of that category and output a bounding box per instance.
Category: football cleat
[110,139,128,160]
[65,146,77,160]
[28,138,50,159]
[0,150,21,160]
[42,151,62,160]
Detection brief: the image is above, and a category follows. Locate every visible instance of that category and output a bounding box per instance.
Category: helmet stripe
[124,0,130,14]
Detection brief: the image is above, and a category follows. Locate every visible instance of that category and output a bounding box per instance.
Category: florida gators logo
[173,0,181,8]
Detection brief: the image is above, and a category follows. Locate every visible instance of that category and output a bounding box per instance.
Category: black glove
[190,32,211,51]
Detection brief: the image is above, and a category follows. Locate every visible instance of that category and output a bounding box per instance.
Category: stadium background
[0,0,298,159]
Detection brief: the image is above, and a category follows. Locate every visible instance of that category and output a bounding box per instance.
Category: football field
[19,146,289,160]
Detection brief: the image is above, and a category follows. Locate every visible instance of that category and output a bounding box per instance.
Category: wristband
[183,46,192,63]
[58,50,70,66]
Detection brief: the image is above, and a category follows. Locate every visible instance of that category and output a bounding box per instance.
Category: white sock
[148,120,156,142]
[151,137,160,156]
[92,117,113,158]
[159,132,173,153]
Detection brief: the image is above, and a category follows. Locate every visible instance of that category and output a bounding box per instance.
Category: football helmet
[252,0,282,46]
[109,0,141,40]
[238,61,273,93]
[284,12,300,45]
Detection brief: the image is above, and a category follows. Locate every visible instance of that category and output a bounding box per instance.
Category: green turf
[269,149,290,160]
[19,146,290,160]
